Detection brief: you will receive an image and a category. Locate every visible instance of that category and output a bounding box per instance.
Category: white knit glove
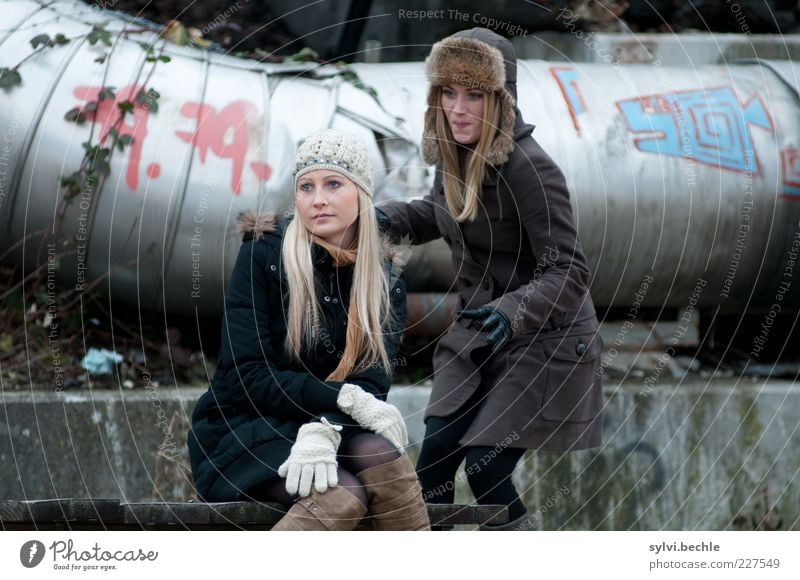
[336,383,409,453]
[278,417,342,497]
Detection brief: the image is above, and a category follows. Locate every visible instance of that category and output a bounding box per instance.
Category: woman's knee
[463,447,519,493]
[419,418,465,462]
[339,432,401,474]
[246,469,368,509]
[245,476,295,507]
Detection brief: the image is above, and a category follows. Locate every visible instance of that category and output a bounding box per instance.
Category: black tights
[247,432,400,508]
[416,414,528,521]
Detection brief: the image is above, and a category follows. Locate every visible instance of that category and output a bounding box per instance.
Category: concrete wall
[1,380,797,529]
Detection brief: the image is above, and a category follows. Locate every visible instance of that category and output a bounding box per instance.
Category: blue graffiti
[551,67,586,133]
[618,87,772,173]
[552,68,585,114]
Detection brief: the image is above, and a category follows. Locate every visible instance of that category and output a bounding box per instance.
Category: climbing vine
[0,31,69,88]
[0,20,172,206]
[0,7,409,394]
[0,18,178,393]
[58,33,167,203]
[2,21,403,208]
[281,45,405,126]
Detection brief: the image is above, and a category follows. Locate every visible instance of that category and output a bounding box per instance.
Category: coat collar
[482,114,536,186]
[235,210,279,240]
[235,210,410,278]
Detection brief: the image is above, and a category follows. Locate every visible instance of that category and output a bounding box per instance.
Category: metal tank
[2,0,800,331]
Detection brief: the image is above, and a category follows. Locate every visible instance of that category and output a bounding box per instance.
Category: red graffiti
[250,161,271,181]
[176,101,272,194]
[781,149,800,199]
[70,87,274,194]
[73,84,149,190]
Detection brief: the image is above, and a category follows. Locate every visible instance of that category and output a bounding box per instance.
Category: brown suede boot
[356,453,431,531]
[271,485,367,531]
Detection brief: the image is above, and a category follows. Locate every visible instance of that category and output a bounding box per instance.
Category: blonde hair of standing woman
[281,184,392,380]
[434,87,501,222]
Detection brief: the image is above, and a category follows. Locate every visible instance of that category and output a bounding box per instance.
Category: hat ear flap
[486,89,516,167]
[421,84,441,166]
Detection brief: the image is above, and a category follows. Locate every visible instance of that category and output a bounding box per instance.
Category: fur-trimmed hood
[235,209,411,276]
[235,209,279,239]
[422,27,518,167]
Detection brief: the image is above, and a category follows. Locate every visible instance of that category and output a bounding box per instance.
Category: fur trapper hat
[422,29,517,167]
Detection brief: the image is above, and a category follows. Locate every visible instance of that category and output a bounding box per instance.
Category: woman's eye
[468,92,483,101]
[327,180,341,189]
[442,89,454,98]
[299,183,311,192]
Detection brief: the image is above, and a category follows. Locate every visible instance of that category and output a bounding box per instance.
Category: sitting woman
[188,129,430,531]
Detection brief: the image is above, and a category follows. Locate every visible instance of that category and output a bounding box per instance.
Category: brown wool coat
[381,28,604,451]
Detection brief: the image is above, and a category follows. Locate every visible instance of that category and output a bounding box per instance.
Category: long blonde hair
[282,184,393,380]
[435,87,502,222]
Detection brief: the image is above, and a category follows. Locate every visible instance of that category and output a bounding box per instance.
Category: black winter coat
[188,214,407,502]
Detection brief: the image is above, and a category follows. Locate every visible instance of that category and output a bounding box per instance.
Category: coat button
[481,278,490,290]
[332,297,339,304]
[324,296,331,302]
[576,341,588,356]
[269,265,276,271]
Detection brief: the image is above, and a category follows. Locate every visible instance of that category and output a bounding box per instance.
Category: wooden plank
[1,499,508,529]
[123,502,214,527]
[0,498,122,526]
[206,502,286,526]
[121,501,287,528]
[429,503,508,526]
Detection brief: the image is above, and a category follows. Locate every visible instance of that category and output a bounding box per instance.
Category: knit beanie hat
[293,129,374,196]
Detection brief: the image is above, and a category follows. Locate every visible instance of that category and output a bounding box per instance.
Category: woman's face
[296,169,359,248]
[441,84,485,145]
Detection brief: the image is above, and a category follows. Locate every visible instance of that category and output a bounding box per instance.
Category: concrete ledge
[2,380,798,529]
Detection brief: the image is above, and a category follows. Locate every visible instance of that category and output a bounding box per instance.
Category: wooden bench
[0,498,507,530]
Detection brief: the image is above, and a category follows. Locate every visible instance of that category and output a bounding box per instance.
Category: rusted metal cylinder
[404,293,458,337]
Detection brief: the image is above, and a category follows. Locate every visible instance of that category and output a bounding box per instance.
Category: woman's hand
[278,417,342,497]
[337,383,409,453]
[457,306,512,354]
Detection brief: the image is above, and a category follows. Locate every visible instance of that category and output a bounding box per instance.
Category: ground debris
[0,266,215,391]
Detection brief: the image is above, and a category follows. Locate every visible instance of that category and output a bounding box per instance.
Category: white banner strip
[2,531,799,579]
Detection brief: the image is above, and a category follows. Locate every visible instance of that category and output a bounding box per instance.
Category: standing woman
[189,129,430,531]
[378,28,604,530]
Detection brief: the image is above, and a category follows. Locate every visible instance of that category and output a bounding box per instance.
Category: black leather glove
[457,306,512,355]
